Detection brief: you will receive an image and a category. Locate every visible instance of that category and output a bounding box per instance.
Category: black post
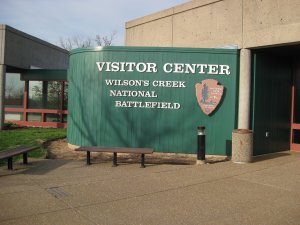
[140,154,145,168]
[23,152,28,164]
[87,151,91,165]
[7,157,13,170]
[113,152,118,167]
[197,126,206,161]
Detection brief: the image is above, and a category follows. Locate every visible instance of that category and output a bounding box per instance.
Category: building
[125,0,300,154]
[2,0,300,156]
[0,25,69,129]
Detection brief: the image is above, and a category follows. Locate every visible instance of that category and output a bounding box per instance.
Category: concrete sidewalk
[0,152,299,225]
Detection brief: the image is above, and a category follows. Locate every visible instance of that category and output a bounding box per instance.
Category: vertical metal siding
[68,47,239,155]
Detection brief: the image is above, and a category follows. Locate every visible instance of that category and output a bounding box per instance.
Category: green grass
[0,128,67,164]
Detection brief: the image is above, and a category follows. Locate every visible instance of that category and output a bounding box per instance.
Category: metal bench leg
[23,152,28,164]
[7,157,13,170]
[113,152,118,167]
[87,151,91,165]
[140,154,145,168]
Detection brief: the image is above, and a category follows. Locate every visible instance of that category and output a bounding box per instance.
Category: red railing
[5,108,68,128]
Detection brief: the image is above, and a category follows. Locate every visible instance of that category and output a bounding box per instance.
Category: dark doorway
[251,45,300,155]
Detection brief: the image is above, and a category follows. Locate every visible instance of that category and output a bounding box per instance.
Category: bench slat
[0,146,39,170]
[0,146,39,160]
[75,147,153,154]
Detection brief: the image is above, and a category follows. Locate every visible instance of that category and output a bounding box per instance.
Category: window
[46,81,61,109]
[5,112,23,121]
[63,114,67,123]
[28,81,43,109]
[45,114,60,122]
[28,81,64,110]
[5,73,24,108]
[27,113,42,122]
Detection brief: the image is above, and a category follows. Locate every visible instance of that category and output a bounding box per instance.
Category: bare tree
[58,37,73,51]
[95,31,117,46]
[58,31,117,51]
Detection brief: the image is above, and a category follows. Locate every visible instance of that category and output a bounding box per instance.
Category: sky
[0,0,189,47]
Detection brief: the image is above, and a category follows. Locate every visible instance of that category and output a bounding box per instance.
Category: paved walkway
[0,152,299,225]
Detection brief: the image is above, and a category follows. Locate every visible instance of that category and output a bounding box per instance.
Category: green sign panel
[68,46,239,155]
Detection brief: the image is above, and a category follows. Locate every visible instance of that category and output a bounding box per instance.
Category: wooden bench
[75,147,154,168]
[0,146,39,170]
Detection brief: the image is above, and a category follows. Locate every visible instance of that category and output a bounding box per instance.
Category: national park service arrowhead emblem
[195,79,224,115]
